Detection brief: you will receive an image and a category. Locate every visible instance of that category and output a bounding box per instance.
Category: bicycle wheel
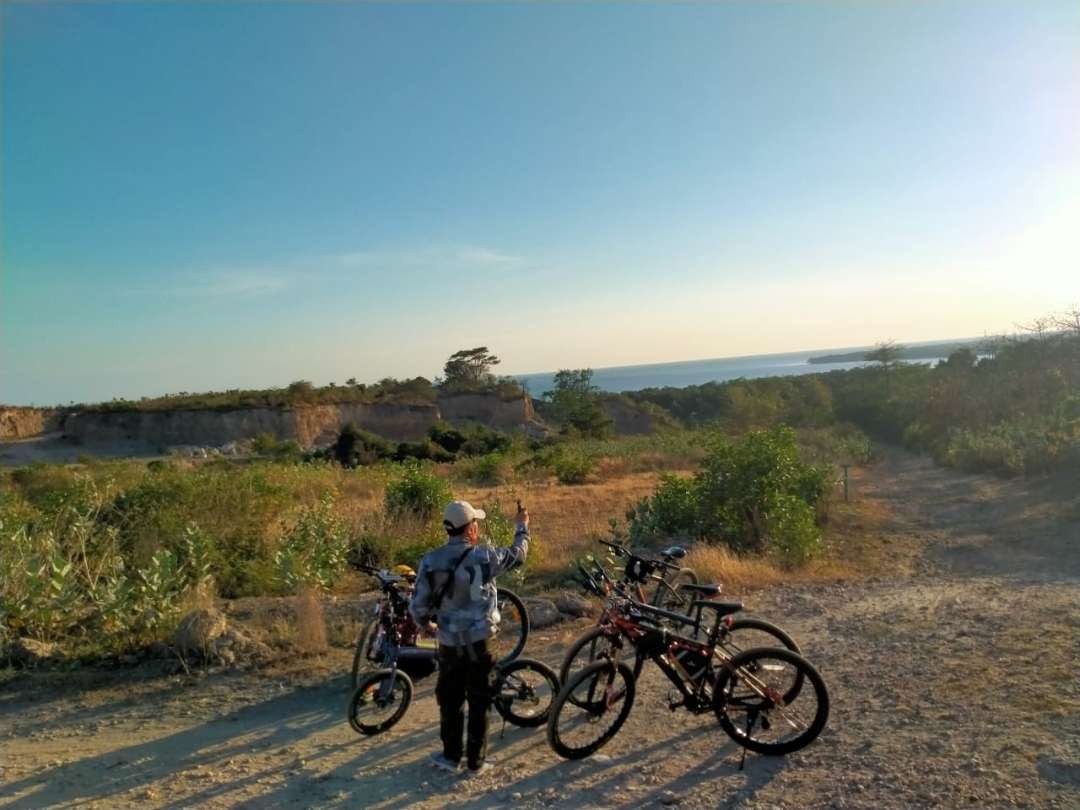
[558,625,643,688]
[547,660,636,760]
[720,617,803,704]
[348,669,413,736]
[493,657,559,728]
[713,647,829,756]
[350,621,383,689]
[652,567,698,611]
[490,588,529,665]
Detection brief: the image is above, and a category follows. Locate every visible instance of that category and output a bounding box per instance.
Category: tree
[865,341,904,371]
[442,347,500,389]
[543,369,613,438]
[286,380,317,402]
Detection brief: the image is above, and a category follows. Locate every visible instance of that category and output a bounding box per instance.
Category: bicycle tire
[651,567,699,610]
[558,625,644,687]
[350,620,381,689]
[348,669,413,736]
[713,647,829,755]
[493,657,560,728]
[547,660,636,760]
[491,587,530,665]
[722,617,803,704]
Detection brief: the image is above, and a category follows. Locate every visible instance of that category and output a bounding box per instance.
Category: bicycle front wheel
[558,625,642,689]
[348,669,413,736]
[491,588,530,665]
[713,647,829,755]
[547,660,636,760]
[493,657,559,727]
[350,620,382,689]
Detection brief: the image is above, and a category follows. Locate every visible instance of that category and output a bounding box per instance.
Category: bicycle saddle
[660,546,687,560]
[679,583,722,597]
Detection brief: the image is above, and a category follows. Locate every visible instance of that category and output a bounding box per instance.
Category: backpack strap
[432,547,472,610]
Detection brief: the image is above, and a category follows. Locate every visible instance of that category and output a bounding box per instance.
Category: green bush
[625,474,699,543]
[553,448,595,485]
[457,452,512,486]
[333,423,395,467]
[385,462,453,520]
[626,426,828,562]
[762,493,821,567]
[274,492,349,592]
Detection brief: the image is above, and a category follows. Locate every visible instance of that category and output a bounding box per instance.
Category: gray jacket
[409,528,529,647]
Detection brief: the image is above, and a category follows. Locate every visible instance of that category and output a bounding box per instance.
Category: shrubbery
[625,427,830,566]
[384,462,452,520]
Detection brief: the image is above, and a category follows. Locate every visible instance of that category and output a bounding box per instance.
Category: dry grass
[294,588,328,654]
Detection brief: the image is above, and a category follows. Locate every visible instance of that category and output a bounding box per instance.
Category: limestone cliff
[0,408,66,440]
[58,394,534,449]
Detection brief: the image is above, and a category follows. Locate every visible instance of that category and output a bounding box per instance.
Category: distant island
[808,339,982,365]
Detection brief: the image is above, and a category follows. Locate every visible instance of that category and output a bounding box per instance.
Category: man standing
[409,499,529,775]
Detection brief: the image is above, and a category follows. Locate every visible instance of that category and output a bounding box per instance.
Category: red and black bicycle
[546,574,829,760]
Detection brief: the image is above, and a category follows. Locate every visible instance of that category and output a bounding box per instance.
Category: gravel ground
[1,451,1078,809]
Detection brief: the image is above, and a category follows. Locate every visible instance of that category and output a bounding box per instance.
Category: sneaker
[429,753,460,773]
[462,762,493,777]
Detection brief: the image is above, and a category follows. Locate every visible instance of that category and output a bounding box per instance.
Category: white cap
[443,500,486,531]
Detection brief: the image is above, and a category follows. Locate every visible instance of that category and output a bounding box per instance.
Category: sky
[2,1,1078,405]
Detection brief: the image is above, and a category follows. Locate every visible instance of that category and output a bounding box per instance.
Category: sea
[512,344,945,396]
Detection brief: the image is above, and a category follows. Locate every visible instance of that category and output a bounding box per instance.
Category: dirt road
[2,452,1079,809]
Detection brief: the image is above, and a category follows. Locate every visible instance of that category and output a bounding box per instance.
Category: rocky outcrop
[61,394,534,450]
[436,393,534,431]
[294,403,440,445]
[0,408,66,440]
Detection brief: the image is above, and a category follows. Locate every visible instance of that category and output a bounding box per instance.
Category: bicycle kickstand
[739,711,757,772]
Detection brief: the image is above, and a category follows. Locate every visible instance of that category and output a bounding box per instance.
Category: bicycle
[597,539,699,610]
[559,545,802,690]
[347,580,558,735]
[350,564,530,688]
[546,589,829,761]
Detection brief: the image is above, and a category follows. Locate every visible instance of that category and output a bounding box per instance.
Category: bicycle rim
[547,660,635,760]
[348,670,413,736]
[713,647,829,755]
[719,618,804,704]
[494,658,559,727]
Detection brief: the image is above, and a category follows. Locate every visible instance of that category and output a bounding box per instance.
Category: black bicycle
[350,564,529,688]
[547,586,828,760]
[348,631,558,736]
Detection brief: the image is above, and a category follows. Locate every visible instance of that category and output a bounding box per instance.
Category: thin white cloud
[334,244,523,270]
[144,270,290,298]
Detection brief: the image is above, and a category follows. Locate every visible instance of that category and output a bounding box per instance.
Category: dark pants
[436,639,494,769]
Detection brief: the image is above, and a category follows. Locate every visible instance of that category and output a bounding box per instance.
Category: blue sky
[2,1,1078,405]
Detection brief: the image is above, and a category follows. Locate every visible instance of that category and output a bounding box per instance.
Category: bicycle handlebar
[597,539,680,571]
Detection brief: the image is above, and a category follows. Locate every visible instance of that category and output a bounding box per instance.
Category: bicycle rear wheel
[547,660,636,760]
[713,647,829,755]
[720,618,803,704]
[493,657,559,727]
[491,588,529,665]
[652,567,698,612]
[348,669,413,736]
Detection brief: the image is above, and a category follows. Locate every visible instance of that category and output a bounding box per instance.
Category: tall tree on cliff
[442,347,501,389]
